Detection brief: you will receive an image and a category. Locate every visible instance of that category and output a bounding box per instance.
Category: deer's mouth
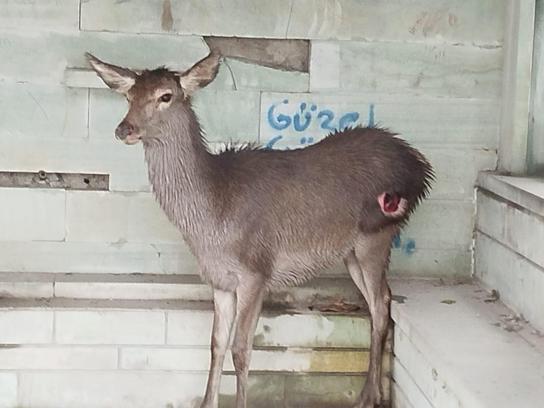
[124,134,142,145]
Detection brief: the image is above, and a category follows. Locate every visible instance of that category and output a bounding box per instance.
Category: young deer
[87,52,433,408]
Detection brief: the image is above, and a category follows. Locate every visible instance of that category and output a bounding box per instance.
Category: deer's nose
[115,121,135,140]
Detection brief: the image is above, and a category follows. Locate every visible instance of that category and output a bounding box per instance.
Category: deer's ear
[86,52,136,94]
[177,53,220,96]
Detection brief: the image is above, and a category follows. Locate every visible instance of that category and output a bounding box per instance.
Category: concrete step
[0,298,387,408]
[475,174,544,333]
[390,280,544,408]
[0,272,365,311]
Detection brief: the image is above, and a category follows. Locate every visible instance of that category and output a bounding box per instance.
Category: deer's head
[86,52,220,145]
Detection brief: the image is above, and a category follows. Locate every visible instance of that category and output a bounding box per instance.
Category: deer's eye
[159,93,172,103]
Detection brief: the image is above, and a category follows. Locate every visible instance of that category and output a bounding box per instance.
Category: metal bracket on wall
[0,171,109,191]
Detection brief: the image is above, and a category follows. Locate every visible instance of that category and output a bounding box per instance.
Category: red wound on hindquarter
[378,192,406,218]
[382,193,400,213]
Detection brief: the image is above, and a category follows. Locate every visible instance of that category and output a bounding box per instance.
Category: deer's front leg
[231,277,266,408]
[201,289,236,408]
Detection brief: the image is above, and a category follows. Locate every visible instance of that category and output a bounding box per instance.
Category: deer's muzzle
[115,121,141,144]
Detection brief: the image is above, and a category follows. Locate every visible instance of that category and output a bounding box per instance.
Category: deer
[87,51,433,408]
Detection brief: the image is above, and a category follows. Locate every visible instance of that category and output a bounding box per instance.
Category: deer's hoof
[353,385,382,408]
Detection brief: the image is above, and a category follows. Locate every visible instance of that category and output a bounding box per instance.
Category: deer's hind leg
[344,228,395,408]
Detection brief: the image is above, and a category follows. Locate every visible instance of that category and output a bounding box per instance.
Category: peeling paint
[204,37,309,72]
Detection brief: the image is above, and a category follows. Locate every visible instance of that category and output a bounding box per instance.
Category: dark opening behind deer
[87,52,433,408]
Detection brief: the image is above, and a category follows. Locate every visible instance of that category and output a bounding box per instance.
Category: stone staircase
[0,272,389,408]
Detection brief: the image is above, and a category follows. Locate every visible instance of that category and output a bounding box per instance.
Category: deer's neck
[143,105,218,240]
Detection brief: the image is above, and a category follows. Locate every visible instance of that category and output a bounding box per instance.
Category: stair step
[390,280,544,408]
[0,272,365,310]
[0,299,385,408]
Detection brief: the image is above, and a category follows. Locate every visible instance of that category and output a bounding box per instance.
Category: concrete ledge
[0,273,364,312]
[476,172,544,332]
[390,280,544,408]
[478,172,544,217]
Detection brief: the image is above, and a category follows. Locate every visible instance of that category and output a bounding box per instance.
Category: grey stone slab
[0,346,118,370]
[0,241,194,275]
[0,136,151,192]
[477,190,544,271]
[288,0,506,43]
[420,147,496,201]
[65,191,182,243]
[0,0,79,30]
[390,248,471,279]
[193,89,261,142]
[81,0,292,38]
[0,82,88,140]
[0,282,54,298]
[0,30,208,84]
[55,310,166,344]
[0,188,66,241]
[0,373,17,408]
[402,200,474,251]
[311,41,502,99]
[225,58,309,92]
[0,310,53,344]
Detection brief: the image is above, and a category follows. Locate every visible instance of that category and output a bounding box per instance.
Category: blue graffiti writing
[265,101,376,150]
[317,110,335,130]
[300,136,314,145]
[267,100,372,134]
[293,103,313,132]
[393,234,416,255]
[265,135,284,150]
[339,112,360,130]
[267,99,292,130]
[368,104,375,128]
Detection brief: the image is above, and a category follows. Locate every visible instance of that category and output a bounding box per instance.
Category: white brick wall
[0,372,17,408]
[0,188,65,241]
[55,310,166,344]
[0,347,118,370]
[0,311,53,344]
[65,191,182,243]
